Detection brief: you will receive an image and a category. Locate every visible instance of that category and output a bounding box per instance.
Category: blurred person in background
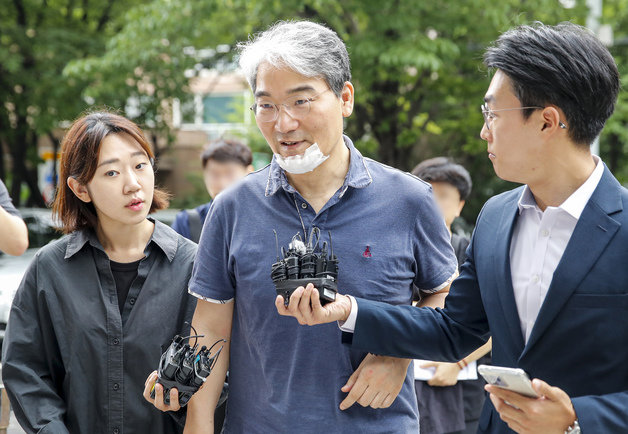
[2,111,197,434]
[0,179,28,256]
[171,139,254,242]
[412,157,491,434]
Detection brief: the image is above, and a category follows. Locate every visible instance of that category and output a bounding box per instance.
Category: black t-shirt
[110,258,142,313]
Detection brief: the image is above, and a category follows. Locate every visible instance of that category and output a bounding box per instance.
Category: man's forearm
[184,300,233,434]
[417,285,450,309]
[184,346,229,433]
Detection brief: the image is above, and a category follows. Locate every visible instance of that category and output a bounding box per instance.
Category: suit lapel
[521,168,622,356]
[492,193,526,353]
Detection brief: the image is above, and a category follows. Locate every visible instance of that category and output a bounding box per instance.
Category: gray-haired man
[146,20,457,433]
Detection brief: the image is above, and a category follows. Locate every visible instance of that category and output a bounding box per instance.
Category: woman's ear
[67,177,92,203]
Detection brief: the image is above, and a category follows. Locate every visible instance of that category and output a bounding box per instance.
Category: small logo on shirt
[363,246,372,258]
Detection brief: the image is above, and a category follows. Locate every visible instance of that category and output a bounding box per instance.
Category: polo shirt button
[113,338,120,345]
[129,298,136,305]
[301,202,307,209]
[113,383,119,391]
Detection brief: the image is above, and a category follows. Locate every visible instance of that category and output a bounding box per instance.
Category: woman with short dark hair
[2,111,196,434]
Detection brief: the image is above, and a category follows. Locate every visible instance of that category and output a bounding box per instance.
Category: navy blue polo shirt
[189,136,457,433]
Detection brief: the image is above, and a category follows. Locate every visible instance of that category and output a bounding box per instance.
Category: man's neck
[286,142,351,213]
[528,150,597,211]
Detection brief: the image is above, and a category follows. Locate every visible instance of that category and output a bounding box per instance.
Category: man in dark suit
[277,22,626,434]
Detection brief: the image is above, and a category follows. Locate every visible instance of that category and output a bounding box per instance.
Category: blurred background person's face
[430,181,465,230]
[203,159,252,198]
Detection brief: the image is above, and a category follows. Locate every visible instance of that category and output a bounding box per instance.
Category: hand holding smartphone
[478,364,538,398]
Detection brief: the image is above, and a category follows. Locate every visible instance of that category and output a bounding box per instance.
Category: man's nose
[480,122,491,141]
[274,105,298,133]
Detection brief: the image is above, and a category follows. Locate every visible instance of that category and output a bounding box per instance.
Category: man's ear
[340,81,355,117]
[456,200,465,218]
[67,177,92,203]
[540,107,564,132]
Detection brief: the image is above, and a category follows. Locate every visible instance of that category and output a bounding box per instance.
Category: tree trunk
[10,121,46,208]
[9,135,27,207]
[0,140,5,182]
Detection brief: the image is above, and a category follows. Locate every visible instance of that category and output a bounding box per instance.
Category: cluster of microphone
[151,333,225,406]
[270,227,338,306]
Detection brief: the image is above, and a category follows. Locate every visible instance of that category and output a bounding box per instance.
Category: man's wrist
[340,294,352,322]
[337,295,358,332]
[564,420,580,434]
[564,403,579,434]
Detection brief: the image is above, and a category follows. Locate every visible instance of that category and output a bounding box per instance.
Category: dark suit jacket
[349,167,628,433]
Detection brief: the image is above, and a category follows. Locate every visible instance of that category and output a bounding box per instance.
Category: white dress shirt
[341,157,605,338]
[510,156,604,343]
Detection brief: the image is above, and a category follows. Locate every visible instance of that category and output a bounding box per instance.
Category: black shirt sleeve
[1,254,71,434]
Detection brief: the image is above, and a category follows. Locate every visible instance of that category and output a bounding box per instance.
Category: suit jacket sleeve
[349,208,491,361]
[572,390,628,432]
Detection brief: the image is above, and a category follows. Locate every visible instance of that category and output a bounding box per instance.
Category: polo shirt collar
[265,135,373,197]
[64,218,177,262]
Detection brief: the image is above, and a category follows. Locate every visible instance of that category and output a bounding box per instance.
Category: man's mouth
[280,140,303,146]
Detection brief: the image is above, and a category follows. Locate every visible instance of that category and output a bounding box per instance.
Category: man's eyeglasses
[250,88,332,123]
[480,104,567,130]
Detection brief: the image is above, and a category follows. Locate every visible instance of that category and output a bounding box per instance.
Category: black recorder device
[150,330,225,407]
[270,227,338,306]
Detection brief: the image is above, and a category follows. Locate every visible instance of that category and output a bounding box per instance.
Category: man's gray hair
[237,20,351,96]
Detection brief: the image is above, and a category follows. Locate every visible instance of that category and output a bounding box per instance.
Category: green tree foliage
[601,0,628,184]
[0,0,149,205]
[6,0,626,222]
[69,0,592,220]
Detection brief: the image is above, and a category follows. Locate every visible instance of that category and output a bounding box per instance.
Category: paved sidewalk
[6,411,24,434]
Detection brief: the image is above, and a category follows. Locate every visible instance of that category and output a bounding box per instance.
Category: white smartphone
[478,365,538,398]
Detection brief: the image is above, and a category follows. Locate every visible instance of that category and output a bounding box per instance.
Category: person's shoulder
[171,208,190,230]
[33,234,74,264]
[363,157,432,194]
[196,201,212,215]
[0,179,9,197]
[239,164,270,189]
[451,231,470,245]
[212,165,270,207]
[155,219,198,256]
[602,173,628,221]
[482,186,524,210]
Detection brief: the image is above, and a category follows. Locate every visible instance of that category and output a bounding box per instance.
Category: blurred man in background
[412,157,491,434]
[171,139,253,242]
